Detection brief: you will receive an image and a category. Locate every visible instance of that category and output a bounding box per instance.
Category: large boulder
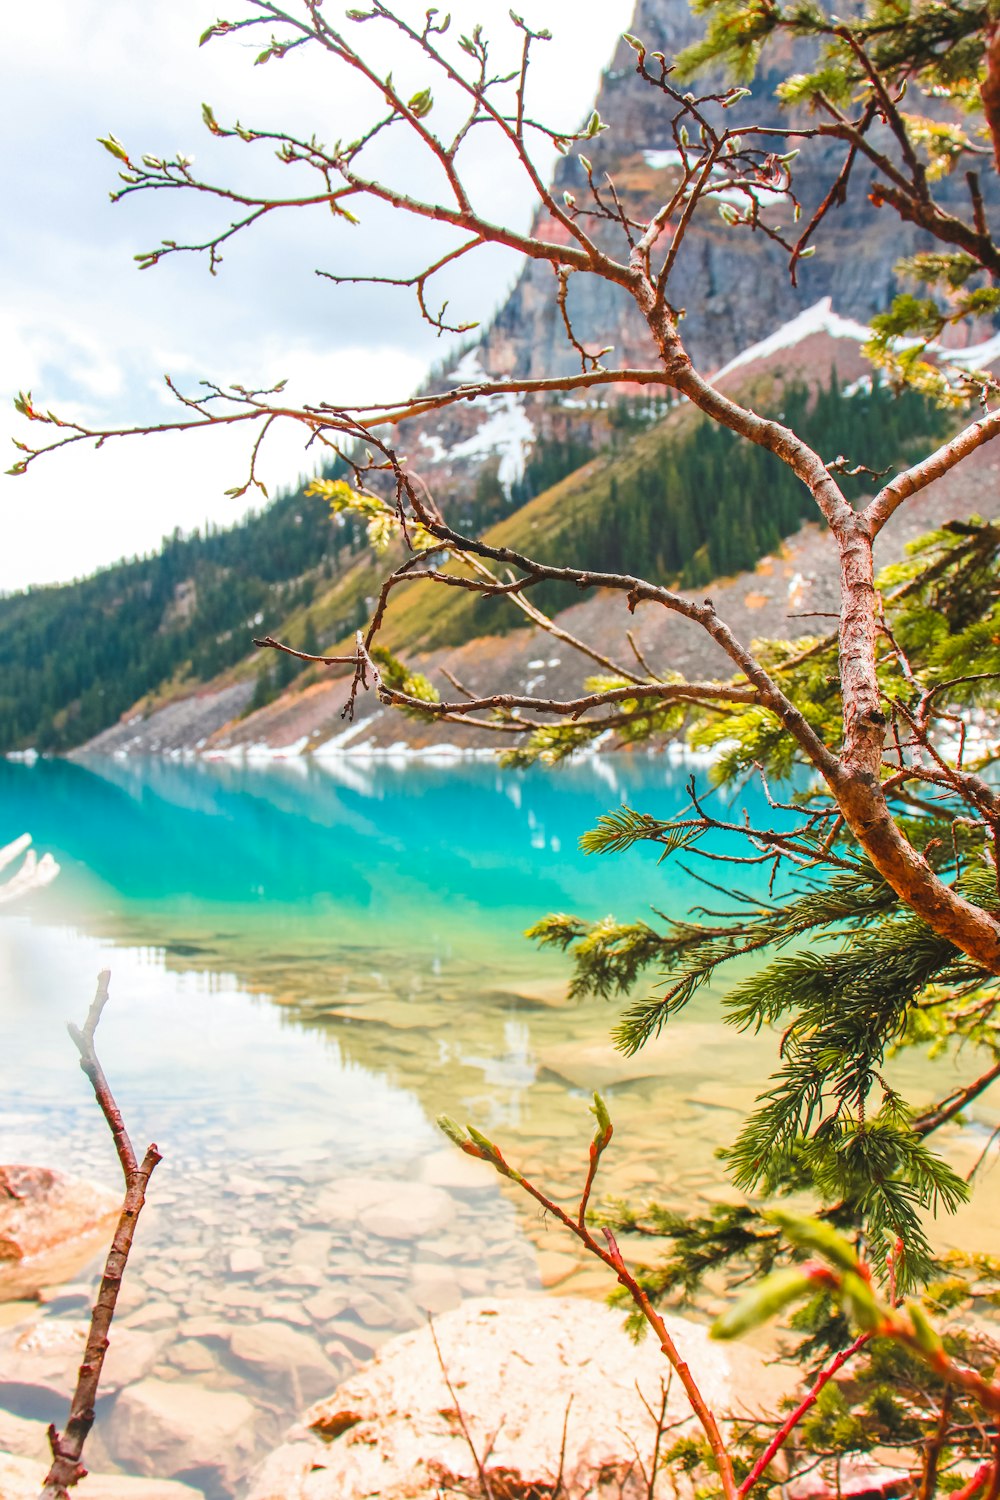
[0,1447,204,1499]
[0,1167,119,1301]
[247,1295,790,1500]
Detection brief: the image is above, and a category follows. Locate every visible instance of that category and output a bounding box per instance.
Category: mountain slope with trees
[0,360,954,755]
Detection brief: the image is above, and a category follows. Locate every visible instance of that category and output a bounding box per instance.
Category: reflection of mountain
[1,757,791,941]
[0,757,786,1196]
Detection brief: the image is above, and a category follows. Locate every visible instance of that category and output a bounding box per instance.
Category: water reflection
[0,757,996,1494]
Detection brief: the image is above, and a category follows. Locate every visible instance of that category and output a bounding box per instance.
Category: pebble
[229,1247,266,1275]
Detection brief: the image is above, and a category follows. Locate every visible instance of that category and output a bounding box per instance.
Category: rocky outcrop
[81,682,253,758]
[247,1295,791,1500]
[474,0,1000,381]
[0,1166,119,1302]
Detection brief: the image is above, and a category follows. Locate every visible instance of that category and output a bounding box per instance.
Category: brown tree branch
[865,411,1000,536]
[738,1333,873,1495]
[914,1060,1000,1138]
[981,23,1000,175]
[41,971,161,1500]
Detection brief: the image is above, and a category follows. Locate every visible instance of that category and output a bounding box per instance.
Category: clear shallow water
[0,756,996,1496]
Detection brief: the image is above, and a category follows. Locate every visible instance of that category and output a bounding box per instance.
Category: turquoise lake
[0,754,995,1493]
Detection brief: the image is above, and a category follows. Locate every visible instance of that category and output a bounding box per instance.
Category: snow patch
[941,330,1000,370]
[712,298,872,383]
[417,431,448,464]
[718,297,1000,392]
[314,712,384,755]
[643,148,684,170]
[447,391,535,489]
[787,571,809,609]
[450,348,487,384]
[438,348,534,488]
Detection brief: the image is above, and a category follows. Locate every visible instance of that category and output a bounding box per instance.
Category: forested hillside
[0,374,952,754]
[0,490,342,751]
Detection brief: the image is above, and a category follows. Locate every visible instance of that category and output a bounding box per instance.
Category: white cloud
[0,0,632,590]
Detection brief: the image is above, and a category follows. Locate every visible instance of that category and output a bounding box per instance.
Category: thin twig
[41,972,161,1500]
[428,1315,496,1500]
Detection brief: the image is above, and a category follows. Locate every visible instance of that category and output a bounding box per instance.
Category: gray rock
[0,1318,165,1403]
[311,1178,454,1239]
[228,1247,265,1276]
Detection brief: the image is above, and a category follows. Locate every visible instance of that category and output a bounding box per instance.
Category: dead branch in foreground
[40,970,161,1500]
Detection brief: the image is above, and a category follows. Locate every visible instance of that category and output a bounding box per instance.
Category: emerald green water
[0,756,994,1495]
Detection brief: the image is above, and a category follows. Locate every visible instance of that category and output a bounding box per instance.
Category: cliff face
[475,0,997,379]
[389,0,998,505]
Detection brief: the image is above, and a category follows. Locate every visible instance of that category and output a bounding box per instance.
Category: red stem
[738,1333,871,1495]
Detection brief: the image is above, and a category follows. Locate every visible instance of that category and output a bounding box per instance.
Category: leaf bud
[590,1091,612,1139]
[408,87,434,118]
[97,133,130,164]
[436,1115,469,1147]
[906,1301,943,1355]
[712,1267,817,1340]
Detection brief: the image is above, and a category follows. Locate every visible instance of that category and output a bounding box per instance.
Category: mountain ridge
[72,308,997,761]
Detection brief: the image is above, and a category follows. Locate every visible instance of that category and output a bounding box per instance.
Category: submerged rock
[310,1178,454,1240]
[0,1447,205,1498]
[228,1321,337,1404]
[247,1295,788,1500]
[105,1378,257,1495]
[0,1318,165,1406]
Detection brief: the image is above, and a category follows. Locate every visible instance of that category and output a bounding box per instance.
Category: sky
[1,1,633,593]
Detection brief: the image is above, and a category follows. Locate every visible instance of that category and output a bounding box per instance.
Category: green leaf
[712,1267,817,1339]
